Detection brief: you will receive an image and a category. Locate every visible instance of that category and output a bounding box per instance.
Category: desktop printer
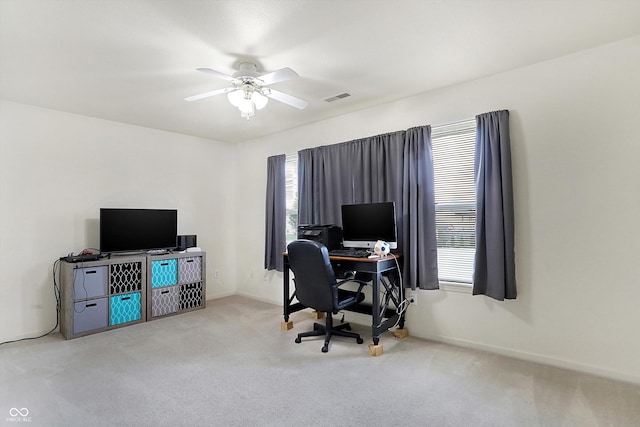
[297,224,342,251]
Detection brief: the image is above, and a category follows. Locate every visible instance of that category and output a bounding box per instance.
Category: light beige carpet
[1,295,639,426]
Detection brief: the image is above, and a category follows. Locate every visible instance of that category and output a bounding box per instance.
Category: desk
[282,253,405,349]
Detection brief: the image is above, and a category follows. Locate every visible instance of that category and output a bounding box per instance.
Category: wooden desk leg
[311,311,324,319]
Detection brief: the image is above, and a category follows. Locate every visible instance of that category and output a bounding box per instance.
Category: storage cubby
[150,258,178,288]
[60,255,147,339]
[147,252,206,319]
[178,256,202,284]
[180,282,204,310]
[151,286,180,317]
[110,261,143,294]
[73,298,108,335]
[110,292,142,325]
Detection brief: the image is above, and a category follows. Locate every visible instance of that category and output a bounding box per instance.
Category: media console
[60,251,206,339]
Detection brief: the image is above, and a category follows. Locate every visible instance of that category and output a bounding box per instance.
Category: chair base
[295,313,364,353]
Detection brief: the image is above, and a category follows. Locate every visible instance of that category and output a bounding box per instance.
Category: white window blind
[431,119,476,284]
[285,153,298,244]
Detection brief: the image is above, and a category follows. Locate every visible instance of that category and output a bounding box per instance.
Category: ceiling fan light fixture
[238,97,254,115]
[187,62,307,119]
[252,91,268,110]
[227,89,244,107]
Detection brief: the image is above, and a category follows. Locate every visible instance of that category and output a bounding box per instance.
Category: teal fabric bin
[109,292,141,325]
[151,259,177,288]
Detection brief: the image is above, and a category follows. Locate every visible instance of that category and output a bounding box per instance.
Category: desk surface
[283,252,401,262]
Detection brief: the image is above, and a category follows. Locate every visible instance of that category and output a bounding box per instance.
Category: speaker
[177,235,197,251]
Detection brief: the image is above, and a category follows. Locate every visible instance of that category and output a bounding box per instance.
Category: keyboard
[329,249,371,258]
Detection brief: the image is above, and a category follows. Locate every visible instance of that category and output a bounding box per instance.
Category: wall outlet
[409,290,418,305]
[214,270,220,278]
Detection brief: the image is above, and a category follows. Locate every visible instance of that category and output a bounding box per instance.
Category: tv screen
[100,208,177,253]
[341,202,398,249]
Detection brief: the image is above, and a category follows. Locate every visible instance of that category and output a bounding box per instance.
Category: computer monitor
[341,202,398,250]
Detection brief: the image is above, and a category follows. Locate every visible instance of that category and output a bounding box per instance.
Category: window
[431,119,476,284]
[285,153,298,244]
[283,121,476,285]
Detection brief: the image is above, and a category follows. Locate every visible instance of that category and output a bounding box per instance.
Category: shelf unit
[60,255,146,339]
[59,251,206,339]
[147,252,206,319]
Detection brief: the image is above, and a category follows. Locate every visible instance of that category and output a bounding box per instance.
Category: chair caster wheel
[295,337,301,343]
[356,337,364,344]
[322,345,328,353]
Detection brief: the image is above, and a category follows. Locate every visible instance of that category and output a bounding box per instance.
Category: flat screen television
[341,202,398,249]
[100,208,177,253]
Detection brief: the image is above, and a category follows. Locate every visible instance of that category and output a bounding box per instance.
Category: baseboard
[420,333,640,386]
[205,290,236,300]
[222,291,281,306]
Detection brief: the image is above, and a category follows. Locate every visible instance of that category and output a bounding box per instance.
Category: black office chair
[287,239,368,353]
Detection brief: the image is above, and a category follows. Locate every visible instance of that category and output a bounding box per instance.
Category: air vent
[324,92,351,103]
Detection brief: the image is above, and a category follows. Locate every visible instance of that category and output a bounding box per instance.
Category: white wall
[0,101,237,342]
[2,35,639,384]
[234,36,640,383]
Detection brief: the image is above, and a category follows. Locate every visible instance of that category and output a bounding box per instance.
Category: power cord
[341,254,410,331]
[0,259,61,346]
[386,254,411,330]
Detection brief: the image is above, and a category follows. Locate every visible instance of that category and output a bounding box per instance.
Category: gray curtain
[298,127,438,290]
[298,132,404,226]
[473,110,516,300]
[264,154,286,271]
[298,142,356,225]
[403,126,439,290]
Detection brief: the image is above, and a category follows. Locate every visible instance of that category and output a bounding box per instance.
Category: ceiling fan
[185,62,308,119]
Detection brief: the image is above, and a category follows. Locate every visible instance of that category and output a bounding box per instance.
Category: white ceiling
[2,0,640,143]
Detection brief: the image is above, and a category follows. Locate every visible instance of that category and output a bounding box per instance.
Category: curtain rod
[286,117,475,156]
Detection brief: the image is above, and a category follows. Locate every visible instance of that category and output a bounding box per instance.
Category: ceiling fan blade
[196,67,240,84]
[258,67,299,85]
[266,89,308,109]
[184,87,234,102]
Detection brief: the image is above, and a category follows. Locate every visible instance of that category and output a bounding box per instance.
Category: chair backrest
[287,240,337,313]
